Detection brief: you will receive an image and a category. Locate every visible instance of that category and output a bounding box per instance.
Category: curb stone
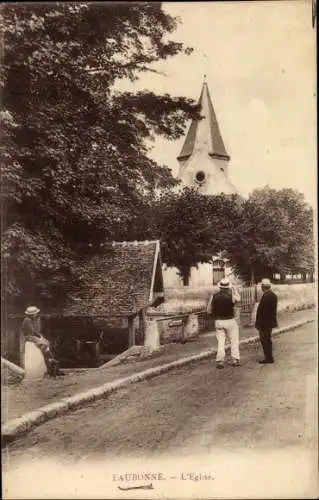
[2,317,314,447]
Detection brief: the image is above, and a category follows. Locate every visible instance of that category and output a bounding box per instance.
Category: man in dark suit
[255,278,278,364]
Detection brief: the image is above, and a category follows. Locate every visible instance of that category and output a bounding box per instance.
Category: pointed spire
[177,80,230,162]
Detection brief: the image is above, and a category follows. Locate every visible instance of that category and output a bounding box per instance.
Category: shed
[60,239,164,348]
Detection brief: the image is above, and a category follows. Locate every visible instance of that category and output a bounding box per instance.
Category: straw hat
[218,278,231,289]
[261,278,272,287]
[25,306,40,316]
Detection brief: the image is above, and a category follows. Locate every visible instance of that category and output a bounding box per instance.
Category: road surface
[3,323,318,499]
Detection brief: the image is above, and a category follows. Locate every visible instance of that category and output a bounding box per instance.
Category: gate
[240,285,257,321]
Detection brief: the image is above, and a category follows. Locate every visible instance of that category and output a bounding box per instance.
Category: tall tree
[227,187,315,283]
[115,185,314,286]
[126,187,244,286]
[1,3,199,308]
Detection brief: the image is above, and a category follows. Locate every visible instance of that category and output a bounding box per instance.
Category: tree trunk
[180,266,190,286]
[183,275,189,286]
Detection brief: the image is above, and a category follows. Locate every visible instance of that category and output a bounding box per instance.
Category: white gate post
[144,317,160,350]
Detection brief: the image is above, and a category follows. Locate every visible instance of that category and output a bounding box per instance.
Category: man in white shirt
[207,279,241,368]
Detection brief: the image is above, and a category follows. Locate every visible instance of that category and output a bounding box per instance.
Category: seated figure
[21,306,60,378]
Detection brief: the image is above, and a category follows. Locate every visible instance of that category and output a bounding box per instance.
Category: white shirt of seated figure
[24,341,47,381]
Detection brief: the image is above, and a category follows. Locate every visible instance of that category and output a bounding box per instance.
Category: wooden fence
[240,285,257,314]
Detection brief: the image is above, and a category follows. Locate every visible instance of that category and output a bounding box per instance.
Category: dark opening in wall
[195,171,206,184]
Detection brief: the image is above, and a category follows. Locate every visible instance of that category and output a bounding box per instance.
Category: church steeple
[177,78,236,196]
[178,78,230,162]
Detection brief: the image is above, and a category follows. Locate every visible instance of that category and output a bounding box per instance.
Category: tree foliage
[1,2,199,307]
[123,187,244,285]
[159,189,243,285]
[226,187,315,283]
[125,186,314,286]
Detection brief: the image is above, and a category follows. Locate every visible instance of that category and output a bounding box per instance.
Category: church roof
[177,81,230,162]
[60,240,164,317]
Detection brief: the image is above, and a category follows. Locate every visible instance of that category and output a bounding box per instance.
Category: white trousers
[215,318,240,362]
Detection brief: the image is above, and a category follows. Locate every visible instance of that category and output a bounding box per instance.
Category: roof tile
[62,241,161,317]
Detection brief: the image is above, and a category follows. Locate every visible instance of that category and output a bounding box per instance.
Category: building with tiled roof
[58,240,165,352]
[62,240,164,318]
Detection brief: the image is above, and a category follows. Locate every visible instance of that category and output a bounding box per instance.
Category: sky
[116,1,317,205]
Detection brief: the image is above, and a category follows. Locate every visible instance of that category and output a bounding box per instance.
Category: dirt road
[3,323,318,499]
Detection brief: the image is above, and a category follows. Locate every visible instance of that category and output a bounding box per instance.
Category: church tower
[177,78,237,195]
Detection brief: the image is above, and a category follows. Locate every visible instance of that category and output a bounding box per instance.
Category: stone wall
[160,283,316,315]
[149,283,316,344]
[265,283,316,313]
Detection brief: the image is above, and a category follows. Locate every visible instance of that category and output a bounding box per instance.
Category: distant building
[163,78,238,288]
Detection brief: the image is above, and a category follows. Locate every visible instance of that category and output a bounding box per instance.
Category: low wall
[150,312,215,344]
[268,283,316,313]
[149,283,316,344]
[156,286,218,315]
[161,283,316,314]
